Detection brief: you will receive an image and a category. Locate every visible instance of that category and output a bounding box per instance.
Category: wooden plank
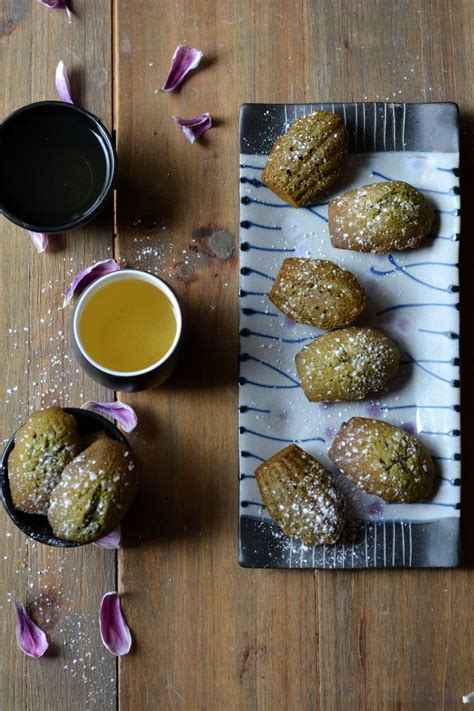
[115,0,474,709]
[0,1,117,709]
[304,1,474,709]
[115,1,319,709]
[2,0,467,708]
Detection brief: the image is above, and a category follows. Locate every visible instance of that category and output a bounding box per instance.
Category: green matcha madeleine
[329,417,435,503]
[255,444,347,545]
[328,180,434,253]
[48,434,138,543]
[8,406,82,515]
[268,258,366,329]
[262,111,348,207]
[295,327,400,402]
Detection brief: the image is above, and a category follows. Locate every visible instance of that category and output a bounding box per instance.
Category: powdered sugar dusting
[329,417,435,502]
[269,257,365,329]
[256,445,346,545]
[239,139,460,553]
[296,327,400,402]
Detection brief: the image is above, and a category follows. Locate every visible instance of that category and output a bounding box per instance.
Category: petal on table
[13,602,49,658]
[38,0,72,22]
[28,231,49,253]
[161,44,203,91]
[99,592,132,656]
[172,113,212,144]
[55,60,74,103]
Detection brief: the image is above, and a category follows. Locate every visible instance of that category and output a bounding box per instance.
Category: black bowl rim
[0,407,129,547]
[0,101,117,233]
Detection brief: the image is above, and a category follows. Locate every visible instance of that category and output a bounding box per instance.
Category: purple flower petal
[161,44,203,92]
[172,113,212,144]
[100,592,132,656]
[81,401,138,433]
[63,259,121,307]
[93,526,121,549]
[38,0,72,22]
[55,60,74,104]
[13,602,48,658]
[28,231,49,253]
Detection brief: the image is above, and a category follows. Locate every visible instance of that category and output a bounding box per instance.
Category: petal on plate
[81,401,138,433]
[38,0,72,22]
[99,592,132,656]
[28,231,49,253]
[172,113,212,144]
[161,44,203,92]
[55,60,74,104]
[13,602,49,658]
[63,259,121,307]
[93,526,121,549]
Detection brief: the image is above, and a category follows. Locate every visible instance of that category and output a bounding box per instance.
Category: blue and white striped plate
[239,102,461,569]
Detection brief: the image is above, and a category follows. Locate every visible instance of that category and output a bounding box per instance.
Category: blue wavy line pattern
[240,406,271,414]
[418,328,458,339]
[402,352,460,386]
[376,302,458,315]
[240,328,315,343]
[240,242,295,253]
[240,450,266,462]
[241,307,279,317]
[241,196,292,209]
[240,353,300,384]
[239,115,461,567]
[240,176,265,188]
[437,476,461,486]
[240,290,268,297]
[371,170,458,195]
[239,164,265,171]
[240,267,275,281]
[304,206,329,222]
[239,377,300,390]
[370,254,458,293]
[240,220,282,231]
[240,426,325,444]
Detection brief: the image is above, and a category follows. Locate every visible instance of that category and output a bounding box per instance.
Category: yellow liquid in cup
[79,278,177,372]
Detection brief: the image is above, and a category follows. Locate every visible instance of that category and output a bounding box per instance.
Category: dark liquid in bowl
[0,104,111,228]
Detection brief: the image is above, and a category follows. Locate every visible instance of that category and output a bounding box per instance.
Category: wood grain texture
[1,0,473,709]
[0,1,117,710]
[305,2,474,708]
[115,1,473,710]
[114,2,318,709]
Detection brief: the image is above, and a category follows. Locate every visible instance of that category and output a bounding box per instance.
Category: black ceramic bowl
[0,101,116,233]
[0,407,129,547]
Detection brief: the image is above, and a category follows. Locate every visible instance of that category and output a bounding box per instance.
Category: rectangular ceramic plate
[239,102,461,569]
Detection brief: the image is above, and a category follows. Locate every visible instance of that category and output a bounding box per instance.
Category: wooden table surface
[1,1,473,709]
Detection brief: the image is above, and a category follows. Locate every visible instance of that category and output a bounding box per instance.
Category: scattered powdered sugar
[0,251,124,700]
[0,537,116,707]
